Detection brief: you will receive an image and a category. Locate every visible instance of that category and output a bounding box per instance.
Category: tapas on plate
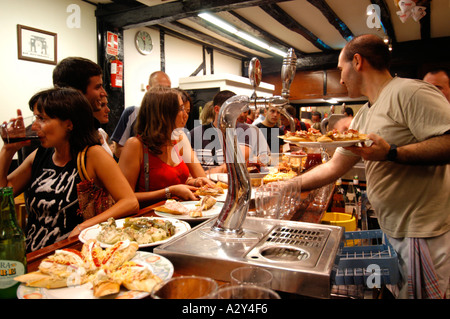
[154,198,224,221]
[280,128,369,147]
[79,217,191,248]
[16,240,174,299]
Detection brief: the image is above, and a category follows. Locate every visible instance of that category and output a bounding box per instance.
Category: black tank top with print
[25,147,82,252]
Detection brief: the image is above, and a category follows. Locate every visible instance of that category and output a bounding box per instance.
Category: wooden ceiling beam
[227,10,306,56]
[185,16,274,57]
[158,22,254,59]
[306,0,354,41]
[262,36,450,75]
[96,0,291,29]
[370,0,397,43]
[259,3,333,52]
[419,0,431,40]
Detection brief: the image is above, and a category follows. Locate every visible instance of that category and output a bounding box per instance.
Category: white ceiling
[91,0,450,68]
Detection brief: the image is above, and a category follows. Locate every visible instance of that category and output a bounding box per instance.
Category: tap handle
[248,57,262,99]
[281,48,297,99]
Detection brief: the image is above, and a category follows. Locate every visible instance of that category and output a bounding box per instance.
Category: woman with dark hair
[175,88,192,128]
[0,87,138,252]
[118,86,213,208]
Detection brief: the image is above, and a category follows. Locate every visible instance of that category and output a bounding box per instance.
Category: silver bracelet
[165,187,171,199]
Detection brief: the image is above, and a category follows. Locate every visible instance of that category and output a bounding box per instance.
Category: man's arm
[301,152,361,191]
[345,133,450,165]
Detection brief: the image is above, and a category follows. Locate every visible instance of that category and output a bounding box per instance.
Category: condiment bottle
[330,178,345,213]
[304,148,322,171]
[344,182,358,220]
[0,187,27,299]
[353,176,362,228]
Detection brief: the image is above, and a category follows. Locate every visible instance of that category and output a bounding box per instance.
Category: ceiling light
[267,46,288,56]
[236,31,269,49]
[199,12,287,57]
[198,12,238,33]
[324,98,338,104]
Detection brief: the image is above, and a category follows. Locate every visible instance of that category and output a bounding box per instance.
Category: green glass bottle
[0,187,27,299]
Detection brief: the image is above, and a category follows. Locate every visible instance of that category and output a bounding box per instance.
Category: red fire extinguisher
[110,58,123,88]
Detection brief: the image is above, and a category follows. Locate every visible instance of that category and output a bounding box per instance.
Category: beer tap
[281,48,297,99]
[281,48,298,132]
[248,49,298,132]
[211,49,298,236]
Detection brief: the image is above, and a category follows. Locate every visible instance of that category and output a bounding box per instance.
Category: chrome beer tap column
[280,48,298,132]
[211,50,298,235]
[281,48,297,99]
[211,95,252,235]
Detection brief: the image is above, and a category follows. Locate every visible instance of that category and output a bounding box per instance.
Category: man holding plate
[300,34,450,299]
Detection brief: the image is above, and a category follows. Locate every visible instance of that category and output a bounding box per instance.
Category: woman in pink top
[119,87,213,208]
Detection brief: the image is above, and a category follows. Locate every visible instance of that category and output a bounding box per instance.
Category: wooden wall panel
[262,68,347,100]
[325,69,347,97]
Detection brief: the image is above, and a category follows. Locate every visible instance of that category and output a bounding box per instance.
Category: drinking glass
[288,176,302,213]
[279,179,294,219]
[254,186,265,218]
[255,183,282,219]
[150,276,218,299]
[1,115,38,144]
[210,285,281,299]
[230,266,273,288]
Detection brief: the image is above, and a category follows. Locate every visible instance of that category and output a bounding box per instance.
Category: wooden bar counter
[25,187,333,289]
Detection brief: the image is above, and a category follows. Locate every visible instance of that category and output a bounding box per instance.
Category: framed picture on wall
[17,25,57,65]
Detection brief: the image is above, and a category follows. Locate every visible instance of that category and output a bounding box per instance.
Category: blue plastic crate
[334,230,400,287]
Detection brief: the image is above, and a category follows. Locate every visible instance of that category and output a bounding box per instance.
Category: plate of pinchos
[154,199,224,221]
[16,240,174,299]
[79,216,191,248]
[280,128,370,147]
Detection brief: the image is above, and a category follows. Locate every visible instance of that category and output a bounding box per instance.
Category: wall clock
[135,30,153,55]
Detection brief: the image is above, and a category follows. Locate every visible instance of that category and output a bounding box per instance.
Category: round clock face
[135,30,153,55]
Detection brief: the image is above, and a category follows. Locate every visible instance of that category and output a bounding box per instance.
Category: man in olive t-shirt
[301,34,450,298]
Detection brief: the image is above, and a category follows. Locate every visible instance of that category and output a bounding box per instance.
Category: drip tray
[154,217,344,298]
[246,226,330,268]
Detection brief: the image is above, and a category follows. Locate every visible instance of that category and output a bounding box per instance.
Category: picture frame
[17,24,57,65]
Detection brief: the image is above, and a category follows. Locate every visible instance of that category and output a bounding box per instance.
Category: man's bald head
[342,34,391,71]
[148,71,171,89]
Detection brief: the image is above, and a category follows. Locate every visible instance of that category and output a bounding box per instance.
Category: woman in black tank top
[0,88,138,252]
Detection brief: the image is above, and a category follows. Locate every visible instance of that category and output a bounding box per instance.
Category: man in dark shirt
[189,90,269,172]
[255,105,285,153]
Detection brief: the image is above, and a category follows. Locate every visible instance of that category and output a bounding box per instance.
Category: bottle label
[0,260,25,289]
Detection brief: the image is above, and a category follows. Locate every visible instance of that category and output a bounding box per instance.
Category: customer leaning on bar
[299,34,450,299]
[118,86,214,208]
[0,88,139,253]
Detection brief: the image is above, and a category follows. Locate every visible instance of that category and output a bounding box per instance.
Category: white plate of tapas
[79,217,191,248]
[285,139,370,147]
[154,200,224,221]
[17,251,173,299]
